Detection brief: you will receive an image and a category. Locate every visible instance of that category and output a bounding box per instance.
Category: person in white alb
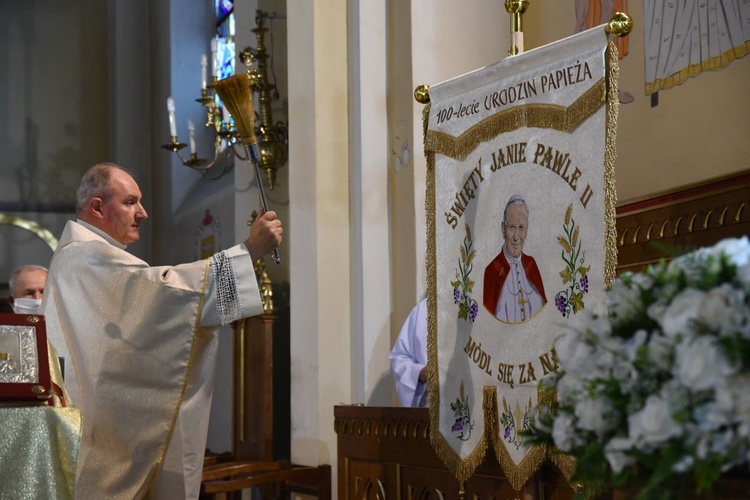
[43,163,283,499]
[390,297,429,407]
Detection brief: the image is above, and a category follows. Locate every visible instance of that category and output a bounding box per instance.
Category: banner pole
[505,0,529,56]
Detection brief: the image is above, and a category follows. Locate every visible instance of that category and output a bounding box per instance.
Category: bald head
[76,163,148,245]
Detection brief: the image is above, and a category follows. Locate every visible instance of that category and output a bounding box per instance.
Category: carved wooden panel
[335,406,573,500]
[616,170,750,274]
[347,459,389,500]
[399,464,457,499]
[233,314,275,461]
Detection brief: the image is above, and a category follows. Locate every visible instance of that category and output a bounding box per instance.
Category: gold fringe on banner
[538,385,576,483]
[425,102,440,436]
[426,102,492,484]
[489,385,577,491]
[604,41,620,287]
[645,41,750,95]
[425,79,606,160]
[424,40,618,492]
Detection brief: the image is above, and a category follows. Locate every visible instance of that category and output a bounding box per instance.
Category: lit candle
[210,39,218,78]
[201,54,208,89]
[188,119,196,154]
[167,97,177,137]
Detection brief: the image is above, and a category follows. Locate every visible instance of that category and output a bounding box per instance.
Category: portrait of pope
[483,194,547,323]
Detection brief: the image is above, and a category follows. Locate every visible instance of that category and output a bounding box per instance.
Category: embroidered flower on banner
[500,396,533,450]
[451,223,479,323]
[450,381,474,441]
[554,204,590,318]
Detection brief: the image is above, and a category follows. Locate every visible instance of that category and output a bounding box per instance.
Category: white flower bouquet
[532,237,750,498]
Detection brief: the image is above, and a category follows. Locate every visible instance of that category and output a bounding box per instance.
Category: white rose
[554,329,592,375]
[628,394,683,448]
[632,272,655,289]
[737,263,750,288]
[697,285,733,332]
[605,280,627,308]
[611,359,638,393]
[556,372,583,403]
[671,455,695,474]
[658,288,705,338]
[717,374,750,425]
[698,283,747,336]
[574,396,618,438]
[668,255,705,288]
[625,329,647,361]
[646,332,674,371]
[604,437,635,474]
[692,402,730,432]
[606,277,642,319]
[590,347,615,372]
[587,313,613,338]
[711,236,750,268]
[552,412,578,452]
[675,335,734,392]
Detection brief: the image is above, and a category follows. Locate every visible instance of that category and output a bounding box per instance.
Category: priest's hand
[245,211,283,261]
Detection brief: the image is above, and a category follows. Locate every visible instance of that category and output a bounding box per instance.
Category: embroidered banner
[424,27,618,489]
[644,0,750,95]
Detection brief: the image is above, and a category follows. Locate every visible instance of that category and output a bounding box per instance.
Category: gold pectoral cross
[517,292,528,321]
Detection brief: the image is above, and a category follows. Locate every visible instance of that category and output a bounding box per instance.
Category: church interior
[1,0,748,497]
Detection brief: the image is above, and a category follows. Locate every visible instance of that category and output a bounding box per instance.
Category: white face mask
[12,298,43,315]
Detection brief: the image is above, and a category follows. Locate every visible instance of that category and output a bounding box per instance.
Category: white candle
[201,54,208,89]
[210,39,218,78]
[167,97,177,137]
[221,104,231,124]
[188,119,196,154]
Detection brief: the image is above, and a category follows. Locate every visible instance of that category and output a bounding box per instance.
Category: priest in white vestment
[43,163,283,500]
[390,297,429,407]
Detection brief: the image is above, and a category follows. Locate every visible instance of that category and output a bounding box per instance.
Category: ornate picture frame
[0,313,52,404]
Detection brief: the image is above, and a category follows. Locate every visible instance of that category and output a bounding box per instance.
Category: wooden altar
[334,405,574,499]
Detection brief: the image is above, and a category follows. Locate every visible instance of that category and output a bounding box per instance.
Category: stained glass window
[214,0,235,127]
[215,0,235,80]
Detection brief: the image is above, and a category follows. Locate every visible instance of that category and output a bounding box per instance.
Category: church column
[408,0,512,300]
[108,0,152,259]
[387,0,427,351]
[348,1,393,407]
[287,0,352,484]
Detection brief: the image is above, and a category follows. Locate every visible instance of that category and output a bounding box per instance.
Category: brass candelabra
[239,10,288,190]
[161,10,287,188]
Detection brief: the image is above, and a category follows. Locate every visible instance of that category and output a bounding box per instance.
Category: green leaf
[570,292,585,313]
[560,267,573,284]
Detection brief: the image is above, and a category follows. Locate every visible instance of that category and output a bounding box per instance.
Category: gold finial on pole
[505,0,529,56]
[414,84,431,104]
[605,12,633,37]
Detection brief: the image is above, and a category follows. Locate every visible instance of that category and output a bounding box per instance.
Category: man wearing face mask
[8,265,48,315]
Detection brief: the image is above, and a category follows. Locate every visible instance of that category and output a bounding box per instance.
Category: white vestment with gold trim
[43,220,263,499]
